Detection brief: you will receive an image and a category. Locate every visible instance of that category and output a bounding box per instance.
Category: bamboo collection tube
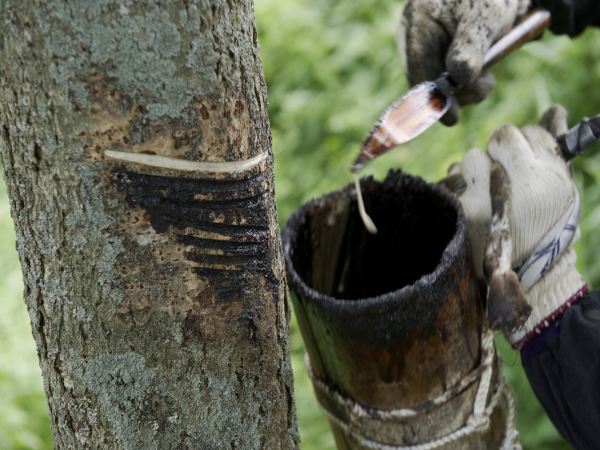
[282,170,515,449]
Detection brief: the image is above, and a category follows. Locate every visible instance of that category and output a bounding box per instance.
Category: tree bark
[0,1,299,449]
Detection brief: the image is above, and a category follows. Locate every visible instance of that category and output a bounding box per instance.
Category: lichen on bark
[0,1,299,448]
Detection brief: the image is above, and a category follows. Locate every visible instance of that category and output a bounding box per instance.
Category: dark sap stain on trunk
[109,169,280,339]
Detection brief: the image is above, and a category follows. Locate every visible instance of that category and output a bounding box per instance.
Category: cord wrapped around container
[282,170,520,449]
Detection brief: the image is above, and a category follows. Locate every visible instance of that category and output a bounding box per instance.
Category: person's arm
[535,0,600,36]
[445,104,597,448]
[521,289,600,450]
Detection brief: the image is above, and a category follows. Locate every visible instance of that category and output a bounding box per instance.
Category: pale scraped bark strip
[104,149,267,173]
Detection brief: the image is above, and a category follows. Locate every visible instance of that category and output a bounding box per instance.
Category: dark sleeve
[521,290,600,450]
[535,0,600,36]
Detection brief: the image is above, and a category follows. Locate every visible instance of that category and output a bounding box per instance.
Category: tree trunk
[0,1,299,449]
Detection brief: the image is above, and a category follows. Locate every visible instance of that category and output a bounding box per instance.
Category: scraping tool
[352,8,552,172]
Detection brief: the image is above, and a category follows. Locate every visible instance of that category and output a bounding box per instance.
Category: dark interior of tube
[291,175,458,300]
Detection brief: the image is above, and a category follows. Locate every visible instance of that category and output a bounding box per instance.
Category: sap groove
[177,234,265,254]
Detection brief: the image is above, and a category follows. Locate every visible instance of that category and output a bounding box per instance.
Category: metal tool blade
[352,80,451,172]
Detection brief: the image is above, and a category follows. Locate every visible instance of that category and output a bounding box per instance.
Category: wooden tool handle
[482,8,551,72]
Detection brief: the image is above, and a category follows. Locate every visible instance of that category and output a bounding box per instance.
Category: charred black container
[282,170,485,447]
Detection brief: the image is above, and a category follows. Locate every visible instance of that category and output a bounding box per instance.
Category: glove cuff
[508,248,587,348]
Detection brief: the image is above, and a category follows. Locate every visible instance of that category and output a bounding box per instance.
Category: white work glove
[444,148,492,281]
[396,0,530,125]
[442,105,587,347]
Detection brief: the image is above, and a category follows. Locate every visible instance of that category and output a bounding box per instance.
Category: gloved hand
[396,0,530,126]
[442,105,587,347]
[442,147,492,281]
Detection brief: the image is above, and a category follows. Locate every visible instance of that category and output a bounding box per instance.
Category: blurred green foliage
[1,0,600,448]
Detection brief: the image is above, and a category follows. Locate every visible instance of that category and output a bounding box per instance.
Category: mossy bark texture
[0,1,299,449]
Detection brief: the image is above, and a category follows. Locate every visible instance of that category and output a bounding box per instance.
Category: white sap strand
[104,150,267,173]
[353,173,378,235]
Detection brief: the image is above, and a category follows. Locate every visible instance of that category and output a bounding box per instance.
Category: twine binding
[305,330,521,450]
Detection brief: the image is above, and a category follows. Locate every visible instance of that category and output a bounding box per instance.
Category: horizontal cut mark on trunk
[116,171,266,192]
[112,171,266,200]
[185,246,263,257]
[174,222,269,237]
[175,229,263,242]
[112,170,270,230]
[191,263,244,271]
[105,150,267,173]
[148,205,269,228]
[192,254,279,303]
[117,171,266,200]
[128,191,268,211]
[178,234,265,254]
[186,252,261,267]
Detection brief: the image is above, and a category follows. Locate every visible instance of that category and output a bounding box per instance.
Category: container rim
[281,169,469,312]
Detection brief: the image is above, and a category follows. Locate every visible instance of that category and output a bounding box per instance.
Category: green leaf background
[1,0,599,448]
